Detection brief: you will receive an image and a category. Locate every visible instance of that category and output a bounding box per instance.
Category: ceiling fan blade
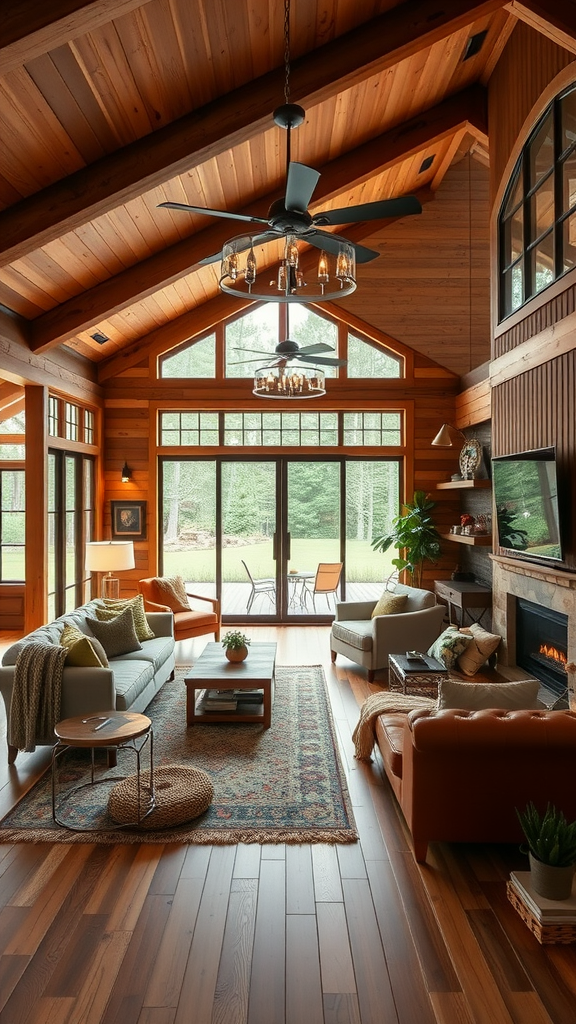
[295,353,347,367]
[305,229,380,264]
[296,343,336,355]
[158,201,268,225]
[313,196,422,226]
[233,346,281,356]
[285,162,321,213]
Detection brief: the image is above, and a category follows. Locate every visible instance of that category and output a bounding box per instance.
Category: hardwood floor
[0,625,575,1024]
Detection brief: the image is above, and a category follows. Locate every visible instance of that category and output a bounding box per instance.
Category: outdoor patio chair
[303,562,343,613]
[241,560,276,613]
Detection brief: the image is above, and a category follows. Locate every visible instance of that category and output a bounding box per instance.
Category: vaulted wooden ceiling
[0,0,575,392]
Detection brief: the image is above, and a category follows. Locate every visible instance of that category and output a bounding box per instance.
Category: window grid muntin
[499,83,576,320]
[0,468,25,582]
[48,396,59,437]
[64,403,79,441]
[160,412,403,448]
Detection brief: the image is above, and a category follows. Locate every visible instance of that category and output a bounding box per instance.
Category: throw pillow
[437,677,541,711]
[86,605,142,659]
[151,576,190,613]
[99,594,155,641]
[371,592,408,618]
[427,627,472,670]
[456,623,502,676]
[60,623,109,668]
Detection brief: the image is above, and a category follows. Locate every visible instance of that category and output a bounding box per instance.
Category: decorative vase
[529,852,576,900]
[225,646,248,663]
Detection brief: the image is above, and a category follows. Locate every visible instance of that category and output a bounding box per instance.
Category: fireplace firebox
[516,598,568,698]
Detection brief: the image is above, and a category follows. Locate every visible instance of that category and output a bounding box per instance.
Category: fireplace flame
[539,643,568,671]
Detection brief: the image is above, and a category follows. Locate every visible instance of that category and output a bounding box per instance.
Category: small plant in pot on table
[516,801,576,900]
[222,630,251,663]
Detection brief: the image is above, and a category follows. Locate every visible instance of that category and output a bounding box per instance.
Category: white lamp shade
[431,423,465,447]
[85,541,135,572]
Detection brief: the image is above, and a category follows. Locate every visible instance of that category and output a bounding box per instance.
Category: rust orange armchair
[138,577,221,644]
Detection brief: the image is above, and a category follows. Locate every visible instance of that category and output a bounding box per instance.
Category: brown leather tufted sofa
[375,708,576,863]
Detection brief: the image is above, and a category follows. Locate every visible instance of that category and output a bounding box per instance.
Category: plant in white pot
[221,630,251,663]
[516,802,576,900]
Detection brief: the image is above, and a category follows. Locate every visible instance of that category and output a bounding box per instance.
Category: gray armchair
[330,583,446,682]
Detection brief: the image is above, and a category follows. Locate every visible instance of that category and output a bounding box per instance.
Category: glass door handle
[286,533,291,560]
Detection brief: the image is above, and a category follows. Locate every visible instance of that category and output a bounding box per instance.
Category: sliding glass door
[159,456,399,622]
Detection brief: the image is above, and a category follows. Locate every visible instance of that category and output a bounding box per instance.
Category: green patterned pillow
[98,594,155,641]
[427,627,473,670]
[86,605,142,658]
[60,623,109,667]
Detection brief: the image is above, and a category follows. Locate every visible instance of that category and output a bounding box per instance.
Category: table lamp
[85,540,135,599]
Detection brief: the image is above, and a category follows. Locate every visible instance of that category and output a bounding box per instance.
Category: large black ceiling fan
[158,102,422,268]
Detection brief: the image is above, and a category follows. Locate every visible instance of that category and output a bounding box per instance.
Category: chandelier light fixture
[158,0,422,303]
[253,363,326,398]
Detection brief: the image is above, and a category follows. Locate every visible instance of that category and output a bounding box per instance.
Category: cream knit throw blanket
[352,691,436,761]
[9,642,68,753]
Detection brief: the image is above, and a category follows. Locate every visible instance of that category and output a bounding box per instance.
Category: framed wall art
[111,500,147,540]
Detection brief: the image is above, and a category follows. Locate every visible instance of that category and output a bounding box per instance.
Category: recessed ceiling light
[90,331,109,345]
[462,30,488,61]
[419,155,435,173]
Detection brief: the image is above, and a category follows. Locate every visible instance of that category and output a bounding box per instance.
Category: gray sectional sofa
[0,599,175,763]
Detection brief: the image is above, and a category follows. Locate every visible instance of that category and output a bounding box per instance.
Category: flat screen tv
[492,447,564,562]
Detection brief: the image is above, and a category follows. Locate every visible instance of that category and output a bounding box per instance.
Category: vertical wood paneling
[492,351,576,571]
[489,22,575,203]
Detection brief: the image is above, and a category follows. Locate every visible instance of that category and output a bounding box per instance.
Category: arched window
[499,83,576,320]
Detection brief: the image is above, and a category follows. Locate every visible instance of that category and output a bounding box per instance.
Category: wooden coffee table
[185,641,277,727]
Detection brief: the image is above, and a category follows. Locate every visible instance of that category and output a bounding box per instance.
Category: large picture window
[499,84,576,320]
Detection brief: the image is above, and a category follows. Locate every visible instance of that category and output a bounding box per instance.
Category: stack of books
[202,689,238,711]
[200,688,264,711]
[507,871,576,944]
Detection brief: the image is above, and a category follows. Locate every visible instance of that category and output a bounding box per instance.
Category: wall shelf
[440,532,492,547]
[436,479,491,490]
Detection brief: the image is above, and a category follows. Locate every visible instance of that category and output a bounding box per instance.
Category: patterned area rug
[0,665,357,845]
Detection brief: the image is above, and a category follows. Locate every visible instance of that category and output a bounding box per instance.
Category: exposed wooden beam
[0,0,150,76]
[0,382,25,418]
[507,0,576,53]
[28,86,485,353]
[0,0,502,266]
[98,294,251,383]
[0,308,102,400]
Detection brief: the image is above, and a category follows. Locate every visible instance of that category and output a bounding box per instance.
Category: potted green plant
[516,802,576,900]
[371,490,442,589]
[221,630,251,663]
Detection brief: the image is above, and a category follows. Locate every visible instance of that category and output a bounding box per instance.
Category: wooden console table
[433,580,492,627]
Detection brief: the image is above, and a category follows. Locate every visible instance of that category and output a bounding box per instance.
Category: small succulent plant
[516,802,576,867]
[221,630,251,651]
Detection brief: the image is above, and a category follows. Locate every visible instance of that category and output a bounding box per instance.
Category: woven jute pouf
[108,764,213,829]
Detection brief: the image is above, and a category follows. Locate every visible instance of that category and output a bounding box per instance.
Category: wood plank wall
[488,23,576,573]
[337,156,491,378]
[488,22,575,199]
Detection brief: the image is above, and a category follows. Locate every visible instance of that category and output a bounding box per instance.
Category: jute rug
[0,665,357,845]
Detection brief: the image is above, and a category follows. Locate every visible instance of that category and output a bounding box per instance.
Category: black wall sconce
[121,460,132,483]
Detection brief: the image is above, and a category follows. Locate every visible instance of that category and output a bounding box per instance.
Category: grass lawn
[164,538,395,582]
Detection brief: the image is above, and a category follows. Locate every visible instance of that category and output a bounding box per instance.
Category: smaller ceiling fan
[229,337,346,370]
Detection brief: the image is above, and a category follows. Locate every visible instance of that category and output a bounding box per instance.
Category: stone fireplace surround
[491,555,576,710]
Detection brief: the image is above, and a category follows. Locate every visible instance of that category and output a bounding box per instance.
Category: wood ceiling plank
[0,0,152,77]
[24,52,108,166]
[27,85,485,351]
[0,0,503,266]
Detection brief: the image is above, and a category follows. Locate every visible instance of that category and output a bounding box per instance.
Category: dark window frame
[498,83,576,321]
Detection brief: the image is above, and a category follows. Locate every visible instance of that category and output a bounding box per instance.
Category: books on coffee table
[200,688,264,711]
